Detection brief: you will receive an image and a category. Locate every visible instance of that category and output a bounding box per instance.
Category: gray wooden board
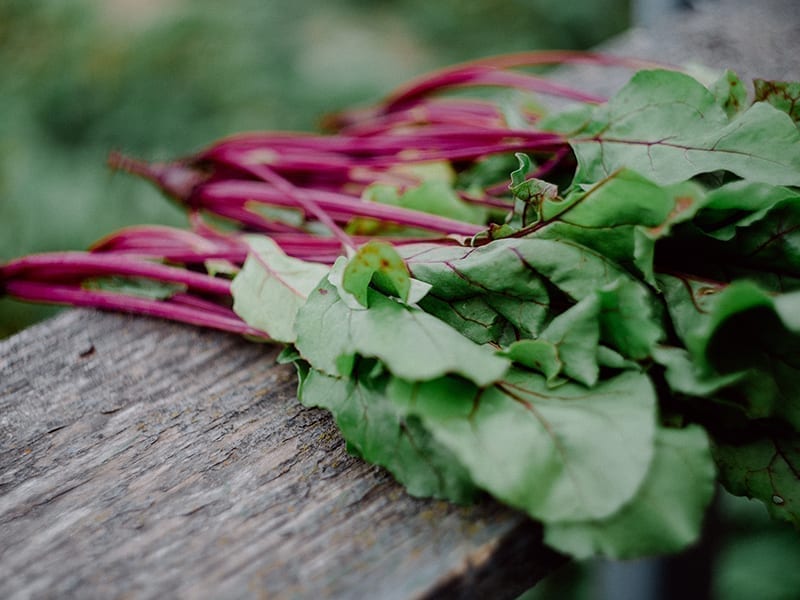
[547,0,800,100]
[2,1,799,597]
[0,310,563,599]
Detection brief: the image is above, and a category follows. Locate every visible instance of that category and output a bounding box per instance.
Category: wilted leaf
[711,70,747,119]
[342,240,412,306]
[754,79,800,125]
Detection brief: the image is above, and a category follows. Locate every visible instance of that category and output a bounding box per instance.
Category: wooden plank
[0,310,564,599]
[2,1,798,597]
[549,0,799,97]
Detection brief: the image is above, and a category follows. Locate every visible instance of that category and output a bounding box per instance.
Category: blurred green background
[3,2,800,599]
[0,0,629,337]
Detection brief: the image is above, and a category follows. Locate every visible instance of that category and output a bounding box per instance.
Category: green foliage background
[0,0,629,336]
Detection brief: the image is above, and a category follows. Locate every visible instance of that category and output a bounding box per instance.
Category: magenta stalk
[4,281,266,338]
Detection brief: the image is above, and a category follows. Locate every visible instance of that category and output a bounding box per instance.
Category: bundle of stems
[1,51,654,333]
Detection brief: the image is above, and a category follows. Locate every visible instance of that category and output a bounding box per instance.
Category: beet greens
[3,52,800,560]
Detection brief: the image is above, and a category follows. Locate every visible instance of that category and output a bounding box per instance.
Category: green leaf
[403,180,488,224]
[387,368,658,523]
[691,181,800,242]
[596,346,640,371]
[416,294,506,345]
[294,276,510,386]
[510,152,534,190]
[653,345,744,397]
[535,169,704,283]
[538,103,594,135]
[403,237,663,348]
[706,308,800,431]
[457,153,522,192]
[501,276,661,386]
[713,432,800,527]
[655,182,800,295]
[342,240,412,307]
[299,367,477,503]
[656,273,724,354]
[711,70,747,119]
[82,276,186,300]
[204,259,239,277]
[545,426,716,559]
[542,169,700,229]
[403,240,556,339]
[503,339,566,385]
[484,293,550,339]
[713,199,800,282]
[507,153,560,227]
[659,275,800,430]
[230,236,329,343]
[365,180,487,225]
[276,345,301,365]
[754,79,800,125]
[500,277,661,386]
[595,278,663,360]
[403,237,638,305]
[557,69,800,186]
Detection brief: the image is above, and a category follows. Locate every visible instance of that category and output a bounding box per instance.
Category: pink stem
[239,162,356,251]
[383,67,605,113]
[4,281,266,338]
[197,181,484,236]
[380,51,669,113]
[2,253,232,296]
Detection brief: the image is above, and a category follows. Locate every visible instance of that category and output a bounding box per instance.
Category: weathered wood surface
[0,310,563,599]
[2,2,798,598]
[551,0,799,96]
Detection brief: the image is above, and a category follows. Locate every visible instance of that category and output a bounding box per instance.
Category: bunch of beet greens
[3,52,800,560]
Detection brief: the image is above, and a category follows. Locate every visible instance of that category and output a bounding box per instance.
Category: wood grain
[0,310,564,599]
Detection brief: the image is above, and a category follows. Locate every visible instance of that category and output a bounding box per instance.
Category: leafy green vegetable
[500,277,660,386]
[501,294,601,386]
[713,432,800,527]
[508,153,559,226]
[82,276,186,300]
[404,237,638,306]
[711,70,747,119]
[692,181,800,242]
[554,70,800,186]
[90,64,800,562]
[416,294,506,345]
[544,426,716,559]
[659,275,800,430]
[231,236,328,342]
[10,55,800,564]
[388,368,657,523]
[342,240,413,306]
[299,366,478,503]
[366,181,487,225]
[294,275,510,385]
[754,79,800,125]
[533,168,704,283]
[245,67,798,557]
